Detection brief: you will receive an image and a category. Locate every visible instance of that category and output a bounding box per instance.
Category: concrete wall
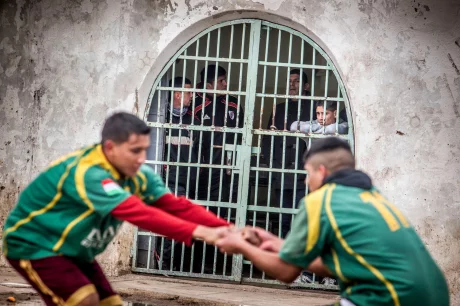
[1,0,459,302]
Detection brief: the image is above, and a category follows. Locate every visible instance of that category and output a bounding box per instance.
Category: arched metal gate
[132,19,353,289]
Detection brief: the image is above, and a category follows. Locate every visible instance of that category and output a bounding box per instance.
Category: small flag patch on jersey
[102,179,123,196]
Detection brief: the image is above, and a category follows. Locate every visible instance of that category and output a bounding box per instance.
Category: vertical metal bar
[201,31,212,274]
[180,242,185,272]
[174,50,188,197]
[189,39,200,275]
[287,33,300,231]
[159,237,165,270]
[264,24,275,284]
[297,40,305,125]
[211,27,223,275]
[205,30,214,204]
[131,228,139,269]
[193,38,201,202]
[267,26,281,212]
[336,82,341,132]
[232,20,260,282]
[165,61,176,191]
[146,234,152,269]
[258,26,270,129]
[250,24,270,280]
[278,29,286,239]
[228,23,247,204]
[154,92,162,174]
[308,49,316,149]
[322,69,330,134]
[222,24,235,274]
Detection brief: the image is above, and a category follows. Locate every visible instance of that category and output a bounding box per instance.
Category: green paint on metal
[133,18,354,291]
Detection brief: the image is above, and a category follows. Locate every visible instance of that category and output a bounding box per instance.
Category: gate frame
[133,13,354,290]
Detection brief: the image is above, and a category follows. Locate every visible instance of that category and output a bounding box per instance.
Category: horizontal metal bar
[249,167,305,175]
[258,61,332,70]
[195,200,239,208]
[157,86,246,96]
[145,160,238,170]
[147,122,244,133]
[241,277,338,290]
[255,93,344,101]
[252,129,349,138]
[132,267,235,281]
[246,205,300,214]
[177,55,249,64]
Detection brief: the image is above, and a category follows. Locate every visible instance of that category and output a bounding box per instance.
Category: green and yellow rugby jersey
[3,144,168,262]
[280,170,449,306]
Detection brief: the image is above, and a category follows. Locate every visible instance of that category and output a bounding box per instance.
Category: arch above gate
[134,16,353,290]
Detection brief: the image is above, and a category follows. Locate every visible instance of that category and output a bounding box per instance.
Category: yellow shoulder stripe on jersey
[325,184,400,306]
[304,186,327,253]
[2,149,87,257]
[372,191,410,228]
[53,144,123,251]
[95,144,121,180]
[53,146,113,251]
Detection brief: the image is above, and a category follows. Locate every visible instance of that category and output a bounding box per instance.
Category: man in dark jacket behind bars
[262,69,313,238]
[161,76,200,270]
[194,65,244,216]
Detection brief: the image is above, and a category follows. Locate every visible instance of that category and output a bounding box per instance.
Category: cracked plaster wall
[1,0,459,302]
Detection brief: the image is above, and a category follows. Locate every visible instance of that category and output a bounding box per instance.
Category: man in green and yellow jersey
[2,112,231,306]
[216,137,449,306]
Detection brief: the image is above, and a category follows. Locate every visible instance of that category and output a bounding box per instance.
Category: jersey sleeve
[82,167,131,216]
[138,165,170,205]
[279,192,332,268]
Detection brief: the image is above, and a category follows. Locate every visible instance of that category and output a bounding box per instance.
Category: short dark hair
[290,69,308,85]
[101,112,150,144]
[168,77,192,102]
[303,137,352,163]
[315,100,338,111]
[169,76,192,88]
[200,65,226,84]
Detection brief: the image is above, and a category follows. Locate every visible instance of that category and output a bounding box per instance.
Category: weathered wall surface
[1,0,459,302]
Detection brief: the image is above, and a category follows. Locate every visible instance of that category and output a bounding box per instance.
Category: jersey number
[359,191,410,232]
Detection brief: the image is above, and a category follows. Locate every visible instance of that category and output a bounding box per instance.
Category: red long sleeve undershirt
[110,193,230,246]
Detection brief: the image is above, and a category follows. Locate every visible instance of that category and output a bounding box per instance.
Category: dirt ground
[119,290,236,306]
[0,291,234,306]
[1,292,41,305]
[0,267,338,305]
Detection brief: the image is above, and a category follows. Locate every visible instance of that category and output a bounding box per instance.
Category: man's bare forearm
[239,241,302,283]
[308,257,333,277]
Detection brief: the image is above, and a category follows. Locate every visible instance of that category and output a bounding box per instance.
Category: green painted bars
[132,19,353,290]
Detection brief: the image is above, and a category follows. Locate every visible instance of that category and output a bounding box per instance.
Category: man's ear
[333,110,337,118]
[103,140,115,153]
[318,164,329,178]
[304,83,310,92]
[206,82,213,90]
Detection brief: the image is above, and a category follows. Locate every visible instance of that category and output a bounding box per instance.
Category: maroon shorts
[7,256,122,306]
